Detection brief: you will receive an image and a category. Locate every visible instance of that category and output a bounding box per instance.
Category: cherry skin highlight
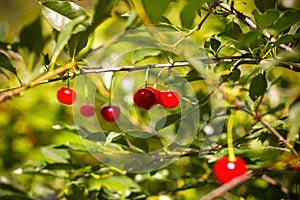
[146,86,160,104]
[80,104,96,117]
[213,156,247,184]
[159,90,179,108]
[57,87,76,105]
[133,87,156,110]
[100,104,120,122]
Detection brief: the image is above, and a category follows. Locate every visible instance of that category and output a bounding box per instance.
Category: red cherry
[146,86,160,104]
[213,156,247,184]
[159,90,179,108]
[100,104,120,122]
[57,87,76,105]
[80,104,96,117]
[133,87,156,110]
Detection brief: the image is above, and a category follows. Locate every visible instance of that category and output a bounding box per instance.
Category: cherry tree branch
[199,170,258,200]
[0,57,257,103]
[216,1,293,53]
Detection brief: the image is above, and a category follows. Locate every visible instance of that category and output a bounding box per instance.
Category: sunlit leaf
[51,16,86,63]
[131,48,161,64]
[41,1,91,33]
[142,0,171,23]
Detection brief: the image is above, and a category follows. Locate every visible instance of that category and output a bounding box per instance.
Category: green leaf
[254,0,276,13]
[131,48,161,64]
[65,183,88,200]
[20,17,47,54]
[249,73,268,101]
[181,69,204,82]
[43,162,83,170]
[0,195,34,200]
[218,21,243,41]
[155,113,181,131]
[274,33,300,47]
[142,0,171,23]
[0,52,17,75]
[41,1,90,33]
[42,145,71,162]
[0,182,26,195]
[253,9,280,29]
[273,10,300,32]
[51,16,86,64]
[92,0,117,26]
[180,0,204,28]
[235,30,262,49]
[210,36,221,52]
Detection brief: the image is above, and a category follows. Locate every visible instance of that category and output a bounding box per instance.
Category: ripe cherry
[80,104,96,117]
[57,87,76,105]
[213,156,247,184]
[159,90,179,108]
[133,87,156,110]
[146,86,160,104]
[100,104,120,122]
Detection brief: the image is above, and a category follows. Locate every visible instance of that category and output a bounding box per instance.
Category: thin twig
[239,106,298,156]
[172,9,212,47]
[200,170,258,200]
[261,174,294,199]
[216,1,293,52]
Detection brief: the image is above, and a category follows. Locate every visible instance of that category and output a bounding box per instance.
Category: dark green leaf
[92,0,118,28]
[142,0,171,23]
[273,10,300,32]
[185,69,204,82]
[181,0,202,28]
[235,30,262,49]
[253,9,280,29]
[43,162,83,170]
[65,183,88,200]
[274,33,300,47]
[0,195,34,200]
[218,21,243,41]
[131,48,161,64]
[20,17,48,54]
[0,183,26,195]
[41,1,90,33]
[254,0,276,13]
[210,36,221,52]
[0,52,17,75]
[249,73,268,101]
[155,113,181,131]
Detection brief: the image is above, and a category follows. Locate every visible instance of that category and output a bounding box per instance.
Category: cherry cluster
[56,86,180,122]
[56,87,120,122]
[133,86,179,110]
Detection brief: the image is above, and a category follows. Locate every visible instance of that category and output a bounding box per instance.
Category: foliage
[0,0,300,199]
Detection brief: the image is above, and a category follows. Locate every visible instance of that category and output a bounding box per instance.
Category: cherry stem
[145,67,150,87]
[167,67,171,90]
[84,76,89,104]
[227,111,236,162]
[67,70,70,88]
[108,72,115,106]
